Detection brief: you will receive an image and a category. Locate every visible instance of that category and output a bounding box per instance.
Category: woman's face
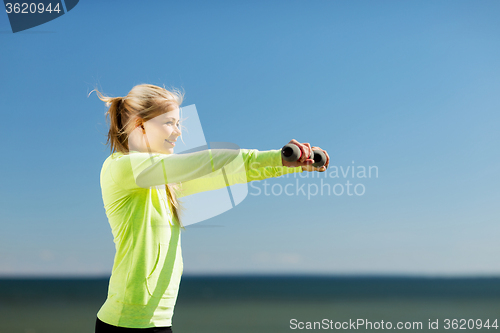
[141,108,181,155]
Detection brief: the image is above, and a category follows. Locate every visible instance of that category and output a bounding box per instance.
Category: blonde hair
[91,83,186,230]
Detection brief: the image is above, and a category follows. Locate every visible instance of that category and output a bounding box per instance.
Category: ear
[135,118,146,133]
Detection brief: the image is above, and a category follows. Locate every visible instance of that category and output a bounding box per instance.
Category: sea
[1,275,499,333]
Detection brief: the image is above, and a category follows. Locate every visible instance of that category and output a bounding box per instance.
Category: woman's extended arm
[109,148,301,192]
[176,149,303,198]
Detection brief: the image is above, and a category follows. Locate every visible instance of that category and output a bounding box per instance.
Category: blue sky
[0,0,499,277]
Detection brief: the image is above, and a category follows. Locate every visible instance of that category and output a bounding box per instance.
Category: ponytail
[90,89,131,155]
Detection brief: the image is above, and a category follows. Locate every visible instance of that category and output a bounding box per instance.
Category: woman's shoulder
[105,151,137,171]
[101,152,124,169]
[101,151,139,191]
[101,151,132,178]
[102,151,158,189]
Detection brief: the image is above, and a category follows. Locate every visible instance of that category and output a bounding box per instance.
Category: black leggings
[95,317,173,333]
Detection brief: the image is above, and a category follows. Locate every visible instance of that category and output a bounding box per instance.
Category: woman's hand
[302,146,329,172]
[281,139,330,172]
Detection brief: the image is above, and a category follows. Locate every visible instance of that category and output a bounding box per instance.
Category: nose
[173,125,181,136]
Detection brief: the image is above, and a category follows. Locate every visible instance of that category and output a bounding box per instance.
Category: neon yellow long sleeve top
[96,148,303,328]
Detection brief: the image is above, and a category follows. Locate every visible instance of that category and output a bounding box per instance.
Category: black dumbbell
[281,143,327,168]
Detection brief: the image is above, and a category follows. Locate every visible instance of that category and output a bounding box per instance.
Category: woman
[92,83,330,332]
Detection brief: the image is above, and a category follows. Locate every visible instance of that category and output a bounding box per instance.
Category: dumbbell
[281,143,327,168]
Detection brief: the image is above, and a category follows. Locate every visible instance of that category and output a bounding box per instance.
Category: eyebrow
[165,117,180,121]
